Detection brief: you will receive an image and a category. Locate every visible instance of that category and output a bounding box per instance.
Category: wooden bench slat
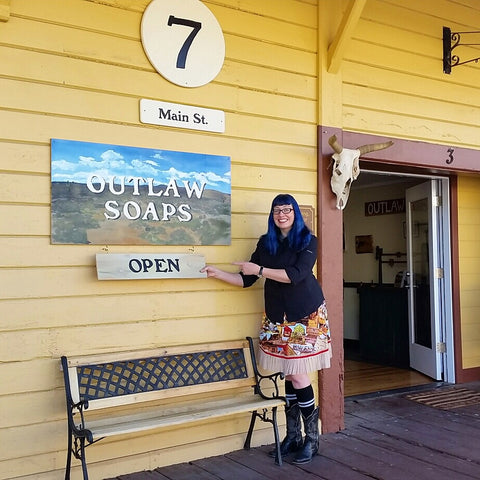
[86,395,285,439]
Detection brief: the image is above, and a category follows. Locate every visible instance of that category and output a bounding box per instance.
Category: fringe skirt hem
[258,343,332,375]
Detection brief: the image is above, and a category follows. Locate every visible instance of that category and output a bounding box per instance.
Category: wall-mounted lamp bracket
[443,26,480,74]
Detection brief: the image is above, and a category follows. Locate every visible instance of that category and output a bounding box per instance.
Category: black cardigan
[241,234,325,323]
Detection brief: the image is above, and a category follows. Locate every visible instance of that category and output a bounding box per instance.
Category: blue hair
[264,194,312,255]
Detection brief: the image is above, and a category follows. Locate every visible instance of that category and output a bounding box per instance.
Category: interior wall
[342,178,418,340]
[343,181,417,284]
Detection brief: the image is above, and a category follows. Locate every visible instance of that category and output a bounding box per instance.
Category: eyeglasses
[272,207,293,215]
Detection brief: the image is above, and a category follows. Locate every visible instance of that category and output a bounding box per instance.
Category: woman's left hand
[233,261,260,276]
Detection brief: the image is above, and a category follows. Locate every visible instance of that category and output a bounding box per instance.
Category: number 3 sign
[141,0,225,88]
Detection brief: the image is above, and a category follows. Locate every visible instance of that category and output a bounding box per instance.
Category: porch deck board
[106,381,480,480]
[117,472,169,480]
[153,462,222,480]
[342,424,480,478]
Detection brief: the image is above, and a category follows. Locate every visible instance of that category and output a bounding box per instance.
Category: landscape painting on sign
[51,139,231,245]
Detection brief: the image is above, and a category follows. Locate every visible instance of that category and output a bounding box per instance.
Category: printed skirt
[258,302,332,375]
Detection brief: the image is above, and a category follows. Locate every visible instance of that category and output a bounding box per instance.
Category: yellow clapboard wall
[457,175,480,369]
[0,0,319,478]
[342,0,480,146]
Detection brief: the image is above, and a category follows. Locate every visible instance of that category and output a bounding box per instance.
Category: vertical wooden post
[317,127,345,433]
[317,0,346,434]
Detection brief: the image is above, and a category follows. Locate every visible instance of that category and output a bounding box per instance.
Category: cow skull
[329,135,394,210]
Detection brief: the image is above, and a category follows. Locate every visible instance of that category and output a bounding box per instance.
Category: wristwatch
[257,266,264,277]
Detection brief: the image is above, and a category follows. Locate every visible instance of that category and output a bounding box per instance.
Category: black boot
[292,407,319,464]
[268,403,302,458]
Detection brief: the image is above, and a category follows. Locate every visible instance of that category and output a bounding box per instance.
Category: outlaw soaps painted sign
[365,198,405,216]
[51,139,231,245]
[96,253,207,280]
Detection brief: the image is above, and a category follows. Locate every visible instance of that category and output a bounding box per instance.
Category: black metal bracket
[443,26,480,74]
[246,336,286,402]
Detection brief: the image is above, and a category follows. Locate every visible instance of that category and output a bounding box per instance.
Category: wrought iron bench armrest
[246,336,286,402]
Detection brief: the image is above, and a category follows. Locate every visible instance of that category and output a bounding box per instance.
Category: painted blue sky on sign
[51,139,231,194]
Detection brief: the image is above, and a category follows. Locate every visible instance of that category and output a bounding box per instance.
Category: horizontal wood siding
[342,0,480,147]
[0,0,318,478]
[457,175,480,369]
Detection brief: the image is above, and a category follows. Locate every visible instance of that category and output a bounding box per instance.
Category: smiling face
[272,204,294,235]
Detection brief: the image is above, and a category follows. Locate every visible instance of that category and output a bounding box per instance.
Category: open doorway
[343,171,454,396]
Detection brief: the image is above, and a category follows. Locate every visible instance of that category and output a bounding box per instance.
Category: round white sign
[141,0,225,88]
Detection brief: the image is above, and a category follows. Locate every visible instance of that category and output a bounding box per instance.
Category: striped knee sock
[285,380,298,408]
[295,384,315,417]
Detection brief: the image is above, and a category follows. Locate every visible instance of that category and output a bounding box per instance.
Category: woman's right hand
[200,265,244,286]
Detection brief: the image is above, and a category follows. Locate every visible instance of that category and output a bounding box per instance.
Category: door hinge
[435,267,444,279]
[433,196,442,207]
[437,342,446,353]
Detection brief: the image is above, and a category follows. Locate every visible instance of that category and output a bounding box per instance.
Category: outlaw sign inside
[365,198,405,217]
[96,253,207,280]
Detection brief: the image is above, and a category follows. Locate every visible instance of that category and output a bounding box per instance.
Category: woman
[201,193,331,464]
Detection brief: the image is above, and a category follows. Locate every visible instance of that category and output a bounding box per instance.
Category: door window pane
[411,198,431,348]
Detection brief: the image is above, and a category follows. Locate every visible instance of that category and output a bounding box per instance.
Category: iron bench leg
[69,436,90,480]
[66,431,89,480]
[79,437,89,480]
[244,410,257,450]
[271,406,283,466]
[243,407,283,466]
[65,423,73,480]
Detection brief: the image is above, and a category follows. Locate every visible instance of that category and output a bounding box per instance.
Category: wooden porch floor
[107,381,480,480]
[344,359,435,396]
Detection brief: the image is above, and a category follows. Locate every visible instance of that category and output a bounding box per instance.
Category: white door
[406,180,452,381]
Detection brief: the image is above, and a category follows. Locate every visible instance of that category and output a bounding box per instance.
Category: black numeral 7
[167,15,202,69]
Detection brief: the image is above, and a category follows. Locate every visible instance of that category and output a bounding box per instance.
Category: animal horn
[357,140,394,156]
[328,135,343,154]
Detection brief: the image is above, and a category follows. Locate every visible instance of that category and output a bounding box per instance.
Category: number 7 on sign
[141,0,225,87]
[168,16,202,69]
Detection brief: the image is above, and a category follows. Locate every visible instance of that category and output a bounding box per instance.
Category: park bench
[61,336,286,480]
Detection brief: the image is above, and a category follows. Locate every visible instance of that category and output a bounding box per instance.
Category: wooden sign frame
[96,253,206,280]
